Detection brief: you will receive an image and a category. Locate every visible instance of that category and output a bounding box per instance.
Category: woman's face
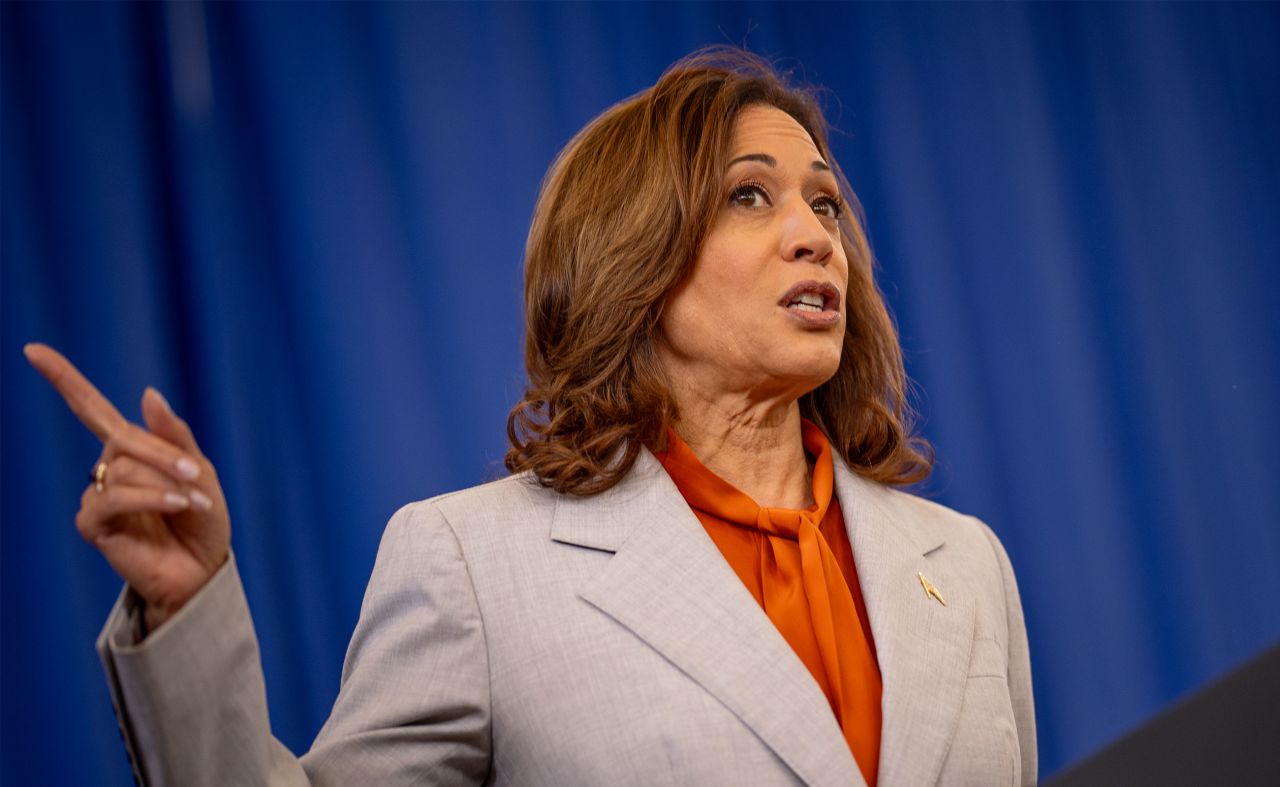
[658,104,849,403]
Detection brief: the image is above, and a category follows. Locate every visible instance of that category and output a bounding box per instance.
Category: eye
[811,193,844,220]
[728,181,771,209]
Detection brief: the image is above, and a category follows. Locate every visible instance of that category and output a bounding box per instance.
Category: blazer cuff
[96,554,268,786]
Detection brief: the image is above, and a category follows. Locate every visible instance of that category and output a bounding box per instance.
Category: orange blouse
[655,421,882,786]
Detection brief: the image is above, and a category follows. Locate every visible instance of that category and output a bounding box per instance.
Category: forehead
[729,104,823,161]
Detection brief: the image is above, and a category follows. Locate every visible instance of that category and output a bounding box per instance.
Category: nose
[779,198,834,265]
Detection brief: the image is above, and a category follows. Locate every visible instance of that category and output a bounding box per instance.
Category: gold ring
[92,460,109,493]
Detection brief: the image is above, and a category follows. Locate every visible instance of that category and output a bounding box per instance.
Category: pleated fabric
[655,420,882,786]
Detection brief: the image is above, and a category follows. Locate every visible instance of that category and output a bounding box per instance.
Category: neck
[669,389,813,509]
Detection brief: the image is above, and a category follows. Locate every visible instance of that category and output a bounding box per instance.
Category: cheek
[659,282,725,356]
[680,245,756,317]
[659,267,757,361]
[833,250,852,315]
[672,284,741,349]
[835,243,851,283]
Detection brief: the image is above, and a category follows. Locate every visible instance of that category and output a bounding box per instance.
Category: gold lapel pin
[918,572,947,606]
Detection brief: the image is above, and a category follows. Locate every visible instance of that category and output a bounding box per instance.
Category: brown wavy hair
[506,47,932,496]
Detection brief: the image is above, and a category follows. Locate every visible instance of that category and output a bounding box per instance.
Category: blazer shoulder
[387,471,560,541]
[869,482,996,549]
[880,485,977,528]
[861,482,1015,593]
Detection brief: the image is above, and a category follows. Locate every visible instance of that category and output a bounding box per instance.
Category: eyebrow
[727,153,831,173]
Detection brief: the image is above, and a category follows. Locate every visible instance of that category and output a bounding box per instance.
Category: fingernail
[189,489,213,511]
[164,492,190,509]
[176,457,201,481]
[150,387,174,414]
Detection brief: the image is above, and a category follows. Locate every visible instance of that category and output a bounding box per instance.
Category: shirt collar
[654,419,835,529]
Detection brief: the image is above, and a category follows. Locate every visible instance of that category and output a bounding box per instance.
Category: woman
[27,48,1035,786]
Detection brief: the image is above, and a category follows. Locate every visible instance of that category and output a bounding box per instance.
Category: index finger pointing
[24,343,129,441]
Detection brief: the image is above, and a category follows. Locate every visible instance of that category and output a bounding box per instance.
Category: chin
[765,348,843,396]
[800,338,844,374]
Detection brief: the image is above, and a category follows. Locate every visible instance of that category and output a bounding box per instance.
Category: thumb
[141,387,202,455]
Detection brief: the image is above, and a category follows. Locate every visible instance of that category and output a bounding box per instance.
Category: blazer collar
[550,449,974,787]
[831,461,975,787]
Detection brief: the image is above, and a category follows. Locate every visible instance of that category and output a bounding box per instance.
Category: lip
[778,280,843,328]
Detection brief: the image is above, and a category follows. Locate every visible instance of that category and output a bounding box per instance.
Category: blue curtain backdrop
[4,2,1278,783]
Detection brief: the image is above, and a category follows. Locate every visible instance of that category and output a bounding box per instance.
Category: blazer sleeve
[981,524,1038,786]
[96,502,492,786]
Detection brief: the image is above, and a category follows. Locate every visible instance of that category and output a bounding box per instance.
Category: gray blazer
[98,448,1036,786]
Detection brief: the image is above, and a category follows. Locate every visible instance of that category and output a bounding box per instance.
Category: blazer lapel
[833,463,976,787]
[552,450,865,787]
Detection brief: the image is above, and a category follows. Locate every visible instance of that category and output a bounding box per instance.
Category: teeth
[788,292,825,311]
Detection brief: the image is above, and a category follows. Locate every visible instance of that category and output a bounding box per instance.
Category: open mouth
[779,281,840,313]
[788,292,826,313]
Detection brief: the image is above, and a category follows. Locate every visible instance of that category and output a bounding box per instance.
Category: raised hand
[25,343,231,632]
